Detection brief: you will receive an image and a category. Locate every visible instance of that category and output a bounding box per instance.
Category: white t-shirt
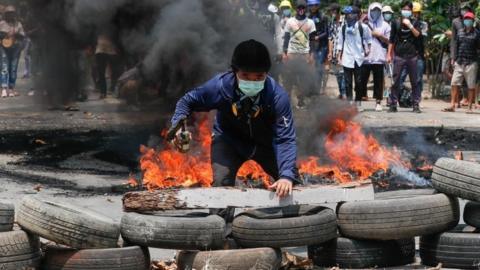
[285,17,316,54]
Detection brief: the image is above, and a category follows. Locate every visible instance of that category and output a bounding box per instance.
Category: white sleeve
[308,20,316,34]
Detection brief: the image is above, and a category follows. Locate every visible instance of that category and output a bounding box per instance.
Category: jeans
[360,64,385,101]
[399,57,425,98]
[344,63,362,101]
[23,37,32,77]
[0,46,22,89]
[390,56,420,106]
[314,46,328,93]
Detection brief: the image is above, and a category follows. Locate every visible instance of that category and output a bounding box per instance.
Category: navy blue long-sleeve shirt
[171,71,298,182]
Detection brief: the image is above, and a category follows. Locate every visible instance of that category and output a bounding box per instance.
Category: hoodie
[364,2,391,64]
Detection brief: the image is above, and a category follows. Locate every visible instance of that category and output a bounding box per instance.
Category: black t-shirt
[390,19,422,58]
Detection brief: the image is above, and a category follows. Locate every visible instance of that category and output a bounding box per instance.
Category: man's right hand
[327,53,333,62]
[282,53,288,62]
[387,54,392,64]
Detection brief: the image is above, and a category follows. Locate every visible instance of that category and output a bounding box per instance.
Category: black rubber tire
[374,189,437,200]
[121,212,225,250]
[41,245,150,270]
[16,196,120,249]
[232,205,337,248]
[308,237,415,268]
[337,193,459,240]
[0,230,41,270]
[432,157,480,201]
[420,226,480,269]
[0,201,14,232]
[176,248,282,270]
[464,201,480,228]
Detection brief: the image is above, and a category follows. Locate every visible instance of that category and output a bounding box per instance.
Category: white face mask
[237,78,265,97]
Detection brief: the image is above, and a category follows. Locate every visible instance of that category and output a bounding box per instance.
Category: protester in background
[387,1,422,113]
[398,2,428,103]
[307,0,329,94]
[443,12,480,113]
[337,5,371,110]
[0,5,25,98]
[327,3,346,99]
[95,33,122,99]
[451,2,474,107]
[274,0,292,62]
[382,5,394,25]
[360,2,390,112]
[283,0,316,108]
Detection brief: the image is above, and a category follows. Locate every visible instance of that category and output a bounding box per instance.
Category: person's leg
[417,58,425,97]
[405,56,419,109]
[353,63,363,103]
[95,53,108,98]
[359,63,371,103]
[109,54,123,95]
[465,63,478,112]
[251,146,280,182]
[447,62,465,111]
[23,38,32,78]
[211,135,245,187]
[390,56,407,109]
[0,47,8,96]
[343,66,354,101]
[399,64,408,87]
[8,47,21,94]
[372,64,385,103]
[317,46,328,94]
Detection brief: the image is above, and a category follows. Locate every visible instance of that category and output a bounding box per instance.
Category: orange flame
[298,119,408,183]
[137,115,409,189]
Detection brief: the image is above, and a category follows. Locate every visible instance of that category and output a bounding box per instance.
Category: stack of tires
[0,200,41,269]
[15,196,150,270]
[420,157,480,269]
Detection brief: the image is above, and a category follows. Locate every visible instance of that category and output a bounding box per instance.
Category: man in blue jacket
[167,39,299,198]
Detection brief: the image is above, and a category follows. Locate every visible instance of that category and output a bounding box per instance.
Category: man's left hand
[268,178,293,198]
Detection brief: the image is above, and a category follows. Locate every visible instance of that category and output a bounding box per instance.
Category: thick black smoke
[26,0,277,106]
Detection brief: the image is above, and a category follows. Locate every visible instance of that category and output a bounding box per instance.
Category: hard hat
[231,39,271,73]
[307,0,321,5]
[382,5,394,14]
[279,0,292,9]
[412,2,422,13]
[4,5,16,13]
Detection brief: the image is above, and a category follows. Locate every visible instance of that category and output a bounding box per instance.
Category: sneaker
[356,101,363,112]
[375,103,383,112]
[413,105,422,113]
[388,106,398,113]
[1,89,7,98]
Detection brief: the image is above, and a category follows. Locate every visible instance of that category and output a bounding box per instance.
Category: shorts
[451,62,478,89]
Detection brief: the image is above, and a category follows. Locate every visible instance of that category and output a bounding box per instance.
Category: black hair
[329,3,341,13]
[401,1,413,9]
[350,0,362,9]
[231,39,271,73]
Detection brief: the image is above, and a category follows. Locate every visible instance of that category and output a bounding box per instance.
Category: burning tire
[337,193,459,240]
[374,188,437,200]
[0,230,41,270]
[420,225,480,269]
[432,158,480,201]
[232,205,337,248]
[16,196,120,249]
[0,201,14,232]
[308,237,415,268]
[176,248,282,270]
[41,245,150,270]
[464,201,480,228]
[120,212,225,250]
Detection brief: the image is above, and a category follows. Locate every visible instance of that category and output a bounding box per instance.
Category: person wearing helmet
[0,5,25,98]
[327,3,346,99]
[336,5,372,108]
[387,1,422,113]
[274,1,293,60]
[398,2,428,104]
[167,40,299,198]
[382,5,394,24]
[307,0,329,94]
[360,2,391,112]
[443,12,480,113]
